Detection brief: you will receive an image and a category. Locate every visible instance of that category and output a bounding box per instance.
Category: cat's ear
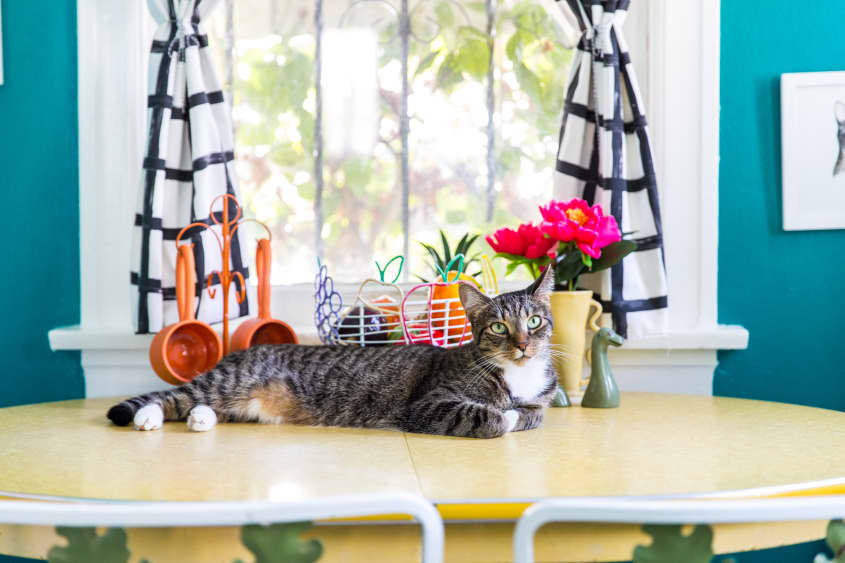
[458,281,493,319]
[836,101,845,123]
[526,266,554,301]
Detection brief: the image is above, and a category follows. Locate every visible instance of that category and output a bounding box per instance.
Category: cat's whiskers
[463,353,506,379]
[545,343,575,360]
[467,350,509,369]
[546,349,574,360]
[461,352,509,394]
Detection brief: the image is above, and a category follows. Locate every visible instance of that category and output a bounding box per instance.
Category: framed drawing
[781,71,845,230]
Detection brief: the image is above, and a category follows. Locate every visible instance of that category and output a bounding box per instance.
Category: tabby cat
[107,268,559,438]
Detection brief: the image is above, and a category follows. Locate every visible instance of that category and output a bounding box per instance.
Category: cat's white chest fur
[502,358,549,402]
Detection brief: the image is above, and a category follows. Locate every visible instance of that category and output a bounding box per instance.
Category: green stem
[568,278,574,291]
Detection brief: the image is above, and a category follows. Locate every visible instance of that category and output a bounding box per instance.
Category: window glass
[203,0,575,284]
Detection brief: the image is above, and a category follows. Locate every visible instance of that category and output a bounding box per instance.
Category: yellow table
[1,393,843,562]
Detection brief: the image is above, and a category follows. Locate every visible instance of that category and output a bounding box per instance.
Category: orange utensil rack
[175,194,271,355]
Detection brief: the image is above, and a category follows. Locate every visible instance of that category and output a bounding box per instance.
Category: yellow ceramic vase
[549,290,602,404]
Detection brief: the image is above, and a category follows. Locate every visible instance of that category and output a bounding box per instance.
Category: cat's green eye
[490,322,508,335]
[527,315,542,329]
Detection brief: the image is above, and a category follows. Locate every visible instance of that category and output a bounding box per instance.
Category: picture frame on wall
[0,2,4,85]
[781,71,845,230]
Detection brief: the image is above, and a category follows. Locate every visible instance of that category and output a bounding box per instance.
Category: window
[198,0,581,283]
[57,1,746,399]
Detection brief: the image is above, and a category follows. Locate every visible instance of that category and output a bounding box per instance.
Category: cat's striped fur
[108,268,558,438]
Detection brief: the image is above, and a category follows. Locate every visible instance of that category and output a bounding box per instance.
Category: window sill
[48,323,747,398]
[48,324,748,353]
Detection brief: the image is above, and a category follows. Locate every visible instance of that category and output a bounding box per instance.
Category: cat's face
[458,268,554,367]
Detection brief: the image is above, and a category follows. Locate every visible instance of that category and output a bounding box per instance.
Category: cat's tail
[106,387,195,427]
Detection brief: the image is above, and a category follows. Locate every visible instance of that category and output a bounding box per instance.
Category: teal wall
[0,0,83,407]
[714,1,845,410]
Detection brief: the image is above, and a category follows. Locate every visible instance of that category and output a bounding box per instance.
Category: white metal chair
[0,492,444,563]
[513,496,845,563]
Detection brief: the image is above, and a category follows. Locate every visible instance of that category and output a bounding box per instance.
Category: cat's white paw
[503,410,519,433]
[134,404,164,431]
[187,405,217,432]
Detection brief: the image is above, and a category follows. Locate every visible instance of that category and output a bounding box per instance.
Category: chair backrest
[0,492,444,563]
[513,496,845,563]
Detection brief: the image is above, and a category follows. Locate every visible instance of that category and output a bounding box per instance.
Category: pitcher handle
[582,299,603,385]
[587,299,602,332]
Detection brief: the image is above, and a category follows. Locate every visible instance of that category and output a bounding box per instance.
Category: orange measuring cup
[231,238,298,351]
[149,244,223,384]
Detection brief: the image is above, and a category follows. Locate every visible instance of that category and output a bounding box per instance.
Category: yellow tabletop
[2,392,844,508]
[1,392,844,562]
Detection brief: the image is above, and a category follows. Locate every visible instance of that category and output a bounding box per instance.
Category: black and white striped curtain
[131,0,250,334]
[555,0,667,338]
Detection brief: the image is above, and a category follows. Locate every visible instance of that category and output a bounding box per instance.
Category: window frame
[51,0,747,398]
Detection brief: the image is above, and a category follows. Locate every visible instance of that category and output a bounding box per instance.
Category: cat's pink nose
[516,341,527,351]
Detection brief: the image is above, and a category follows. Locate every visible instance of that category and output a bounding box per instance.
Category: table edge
[3,476,845,522]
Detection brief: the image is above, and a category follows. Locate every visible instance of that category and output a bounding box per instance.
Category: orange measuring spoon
[231,238,298,351]
[149,244,223,384]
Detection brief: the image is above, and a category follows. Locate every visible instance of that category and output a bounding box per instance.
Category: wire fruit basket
[314,254,498,348]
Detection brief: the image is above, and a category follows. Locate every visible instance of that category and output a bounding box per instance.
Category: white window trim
[52,0,746,399]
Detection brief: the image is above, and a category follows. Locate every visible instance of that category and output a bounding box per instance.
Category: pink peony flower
[486,223,556,259]
[539,199,621,259]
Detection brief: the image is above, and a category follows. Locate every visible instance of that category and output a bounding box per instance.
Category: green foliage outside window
[209,0,573,283]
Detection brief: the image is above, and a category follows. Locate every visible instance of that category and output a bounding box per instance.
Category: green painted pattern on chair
[34,523,323,563]
[814,520,845,563]
[632,525,714,563]
[235,522,323,563]
[47,528,133,563]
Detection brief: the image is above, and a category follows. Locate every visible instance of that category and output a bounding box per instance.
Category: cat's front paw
[134,404,164,431]
[503,409,519,433]
[187,405,217,432]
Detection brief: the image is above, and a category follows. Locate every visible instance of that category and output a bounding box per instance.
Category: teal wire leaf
[633,524,714,563]
[47,527,131,563]
[374,255,404,284]
[435,253,465,281]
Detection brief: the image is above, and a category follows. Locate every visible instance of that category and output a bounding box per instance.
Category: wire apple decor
[313,253,499,348]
